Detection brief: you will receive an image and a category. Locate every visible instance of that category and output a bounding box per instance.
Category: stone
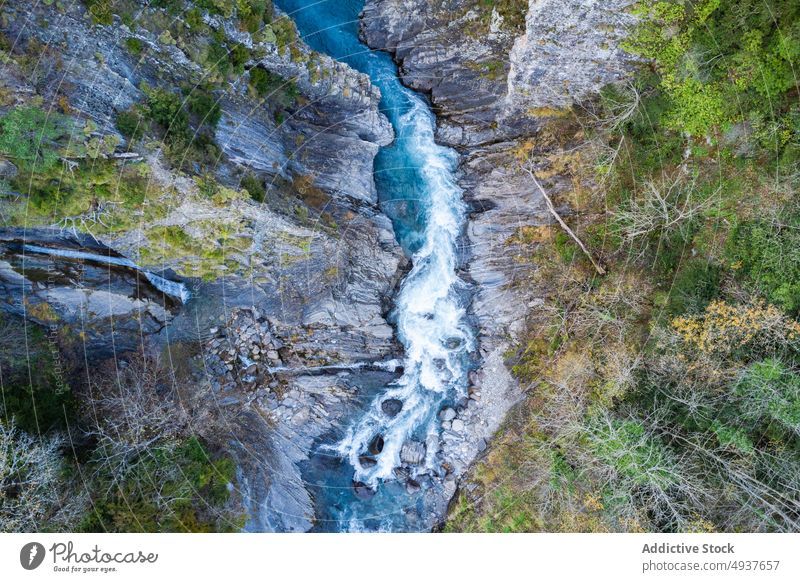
[359,455,377,468]
[406,479,421,494]
[400,440,426,465]
[291,407,310,426]
[368,434,384,455]
[439,407,457,422]
[393,466,410,480]
[451,419,465,432]
[353,481,376,500]
[0,158,18,179]
[381,398,403,417]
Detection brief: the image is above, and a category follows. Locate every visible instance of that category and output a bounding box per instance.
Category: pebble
[439,407,457,422]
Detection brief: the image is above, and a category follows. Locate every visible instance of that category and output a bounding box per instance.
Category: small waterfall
[23,244,191,303]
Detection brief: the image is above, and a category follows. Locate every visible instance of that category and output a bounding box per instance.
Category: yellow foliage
[672,299,800,354]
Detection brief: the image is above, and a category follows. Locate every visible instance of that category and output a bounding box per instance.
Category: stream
[275,0,475,531]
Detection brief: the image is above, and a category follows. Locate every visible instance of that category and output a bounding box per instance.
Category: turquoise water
[275,0,474,531]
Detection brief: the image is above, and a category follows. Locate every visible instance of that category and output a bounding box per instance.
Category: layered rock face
[361,0,637,507]
[0,0,404,531]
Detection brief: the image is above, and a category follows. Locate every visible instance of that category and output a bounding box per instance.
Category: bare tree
[83,351,190,486]
[0,421,86,532]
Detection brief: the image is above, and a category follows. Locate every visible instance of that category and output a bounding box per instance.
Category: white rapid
[331,98,474,486]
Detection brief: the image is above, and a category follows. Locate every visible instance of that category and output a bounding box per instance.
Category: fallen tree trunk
[523,166,606,276]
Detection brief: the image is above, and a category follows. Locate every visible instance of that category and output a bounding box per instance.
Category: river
[275,0,475,531]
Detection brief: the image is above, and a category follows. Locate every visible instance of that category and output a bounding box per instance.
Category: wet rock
[353,481,376,500]
[393,466,410,480]
[368,434,385,455]
[359,455,377,468]
[406,479,421,494]
[400,440,426,465]
[439,407,457,422]
[444,336,462,349]
[381,398,403,417]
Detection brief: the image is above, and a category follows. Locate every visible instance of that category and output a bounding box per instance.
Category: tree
[0,421,85,532]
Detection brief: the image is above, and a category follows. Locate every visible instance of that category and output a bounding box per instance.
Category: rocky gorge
[0,0,640,532]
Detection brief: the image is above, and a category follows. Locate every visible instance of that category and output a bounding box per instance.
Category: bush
[124,37,144,56]
[115,107,146,142]
[241,172,265,202]
[0,106,65,172]
[727,212,800,313]
[249,66,299,107]
[0,316,74,434]
[84,0,113,25]
[142,84,190,141]
[665,259,722,316]
[187,91,222,127]
[79,352,240,532]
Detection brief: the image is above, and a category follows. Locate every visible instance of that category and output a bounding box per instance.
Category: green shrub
[665,259,723,316]
[82,436,238,532]
[241,172,265,202]
[187,91,222,127]
[124,37,144,56]
[115,107,146,142]
[0,106,65,172]
[249,66,299,107]
[84,0,114,25]
[0,318,74,434]
[237,0,273,34]
[727,212,800,313]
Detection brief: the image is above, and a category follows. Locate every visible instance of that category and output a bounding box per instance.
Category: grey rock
[400,440,426,465]
[381,398,403,417]
[439,407,457,422]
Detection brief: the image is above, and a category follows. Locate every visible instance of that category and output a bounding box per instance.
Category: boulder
[352,481,376,500]
[368,434,384,455]
[438,407,456,422]
[400,440,426,465]
[381,398,403,417]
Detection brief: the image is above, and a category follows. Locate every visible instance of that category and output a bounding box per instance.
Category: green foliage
[186,90,222,127]
[124,37,144,56]
[0,106,65,172]
[249,66,299,108]
[142,84,190,140]
[82,436,238,532]
[477,0,528,33]
[737,358,800,432]
[139,83,222,172]
[665,259,722,316]
[727,210,800,313]
[586,417,677,489]
[271,16,297,54]
[237,0,273,34]
[206,30,249,77]
[241,172,265,202]
[115,107,145,142]
[0,318,74,434]
[84,0,114,25]
[624,0,800,138]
